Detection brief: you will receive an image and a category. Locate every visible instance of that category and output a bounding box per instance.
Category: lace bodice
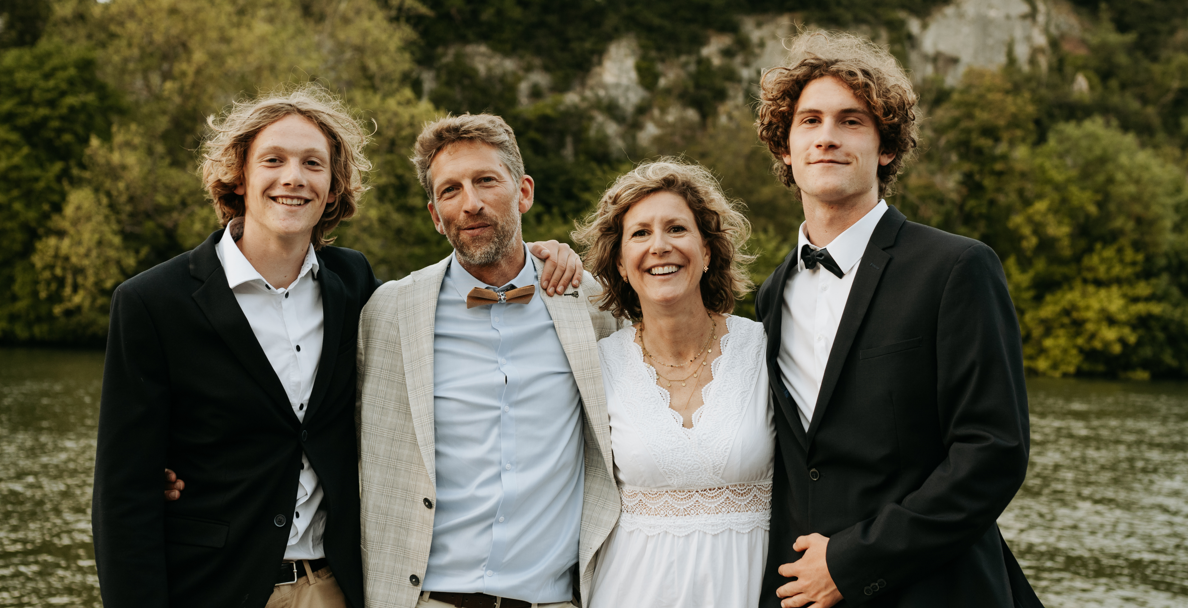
[597,315,774,536]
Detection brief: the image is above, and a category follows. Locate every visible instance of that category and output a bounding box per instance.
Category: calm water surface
[1,348,1186,607]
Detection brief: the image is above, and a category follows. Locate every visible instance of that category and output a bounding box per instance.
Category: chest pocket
[859,336,922,360]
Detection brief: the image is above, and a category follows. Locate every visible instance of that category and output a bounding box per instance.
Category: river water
[1,348,1185,607]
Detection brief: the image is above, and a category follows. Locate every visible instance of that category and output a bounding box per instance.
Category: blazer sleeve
[92,283,172,607]
[826,242,1031,602]
[580,271,624,339]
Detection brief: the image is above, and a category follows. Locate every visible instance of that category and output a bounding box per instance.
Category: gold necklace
[644,316,717,388]
[640,312,715,369]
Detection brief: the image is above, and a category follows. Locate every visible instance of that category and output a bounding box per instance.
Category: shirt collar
[796,200,888,275]
[217,217,320,290]
[446,244,537,302]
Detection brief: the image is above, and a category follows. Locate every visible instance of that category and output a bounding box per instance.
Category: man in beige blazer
[356,114,620,608]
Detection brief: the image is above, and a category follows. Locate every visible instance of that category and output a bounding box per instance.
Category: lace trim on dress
[617,481,773,537]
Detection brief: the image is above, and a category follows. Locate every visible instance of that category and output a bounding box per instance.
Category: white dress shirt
[423,247,585,603]
[215,220,326,560]
[777,200,888,431]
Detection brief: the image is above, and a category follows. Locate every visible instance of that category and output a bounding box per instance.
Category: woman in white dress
[573,159,774,607]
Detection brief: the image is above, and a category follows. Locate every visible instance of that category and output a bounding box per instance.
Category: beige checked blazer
[357,254,621,608]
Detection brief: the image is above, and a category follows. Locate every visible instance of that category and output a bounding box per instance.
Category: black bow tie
[801,244,845,279]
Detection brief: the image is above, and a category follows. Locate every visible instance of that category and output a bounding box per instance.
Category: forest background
[1,0,1186,379]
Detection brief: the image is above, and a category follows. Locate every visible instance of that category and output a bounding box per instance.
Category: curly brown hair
[756,30,919,198]
[200,83,372,249]
[573,158,754,321]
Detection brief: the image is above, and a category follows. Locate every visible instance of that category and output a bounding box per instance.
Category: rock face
[421,0,1071,145]
[907,0,1051,86]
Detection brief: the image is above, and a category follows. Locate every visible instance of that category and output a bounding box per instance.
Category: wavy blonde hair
[573,159,754,321]
[200,83,372,249]
[756,29,919,198]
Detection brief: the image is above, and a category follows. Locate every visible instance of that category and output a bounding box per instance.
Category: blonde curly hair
[756,29,919,198]
[573,158,754,321]
[199,83,372,249]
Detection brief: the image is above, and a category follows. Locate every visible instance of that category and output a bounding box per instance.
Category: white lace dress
[589,316,774,608]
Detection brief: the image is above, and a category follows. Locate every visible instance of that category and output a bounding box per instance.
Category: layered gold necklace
[639,312,717,388]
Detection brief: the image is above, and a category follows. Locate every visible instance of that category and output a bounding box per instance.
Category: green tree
[5,0,429,342]
[0,38,118,341]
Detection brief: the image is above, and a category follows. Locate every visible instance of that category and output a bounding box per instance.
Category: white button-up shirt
[778,201,888,431]
[423,247,585,603]
[215,221,326,560]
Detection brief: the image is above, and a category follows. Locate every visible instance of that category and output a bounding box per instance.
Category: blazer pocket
[860,336,923,360]
[164,515,230,548]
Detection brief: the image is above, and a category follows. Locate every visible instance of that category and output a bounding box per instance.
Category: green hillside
[1,0,1186,377]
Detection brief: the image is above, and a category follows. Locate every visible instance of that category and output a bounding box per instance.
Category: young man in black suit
[752,32,1044,607]
[91,85,581,608]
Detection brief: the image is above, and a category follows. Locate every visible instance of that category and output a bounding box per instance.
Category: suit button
[273,514,286,527]
[409,574,420,586]
[864,585,873,596]
[809,468,820,481]
[878,579,887,589]
[423,498,433,509]
[301,430,308,441]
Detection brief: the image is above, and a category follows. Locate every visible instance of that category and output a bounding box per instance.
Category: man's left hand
[777,533,843,608]
[529,240,584,296]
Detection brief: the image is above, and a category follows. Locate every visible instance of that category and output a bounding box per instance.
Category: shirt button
[486,571,494,577]
[816,336,824,342]
[409,574,420,586]
[503,405,510,413]
[423,498,433,509]
[499,358,506,365]
[285,293,289,299]
[296,345,301,352]
[504,464,512,470]
[498,516,505,523]
[273,514,286,527]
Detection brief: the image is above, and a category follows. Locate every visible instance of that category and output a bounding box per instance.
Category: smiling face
[782,76,895,209]
[234,114,335,246]
[427,140,533,270]
[617,190,711,314]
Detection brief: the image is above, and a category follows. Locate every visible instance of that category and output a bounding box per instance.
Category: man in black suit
[752,32,1044,607]
[92,85,580,608]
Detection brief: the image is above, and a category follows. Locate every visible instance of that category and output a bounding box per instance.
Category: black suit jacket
[92,229,380,608]
[755,207,1043,607]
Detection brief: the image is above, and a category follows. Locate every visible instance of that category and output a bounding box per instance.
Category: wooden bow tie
[466,285,535,308]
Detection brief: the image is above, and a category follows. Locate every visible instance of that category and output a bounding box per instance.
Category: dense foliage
[1,0,1185,377]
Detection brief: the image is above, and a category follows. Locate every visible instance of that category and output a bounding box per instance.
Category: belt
[427,591,531,608]
[276,558,329,586]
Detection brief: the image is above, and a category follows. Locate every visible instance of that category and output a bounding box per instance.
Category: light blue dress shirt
[423,247,585,603]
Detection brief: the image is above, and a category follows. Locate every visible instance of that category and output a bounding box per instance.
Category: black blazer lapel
[762,249,809,451]
[805,207,907,446]
[304,261,344,423]
[188,230,298,427]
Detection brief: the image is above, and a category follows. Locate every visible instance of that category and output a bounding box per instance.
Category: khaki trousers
[416,592,577,608]
[265,561,347,608]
